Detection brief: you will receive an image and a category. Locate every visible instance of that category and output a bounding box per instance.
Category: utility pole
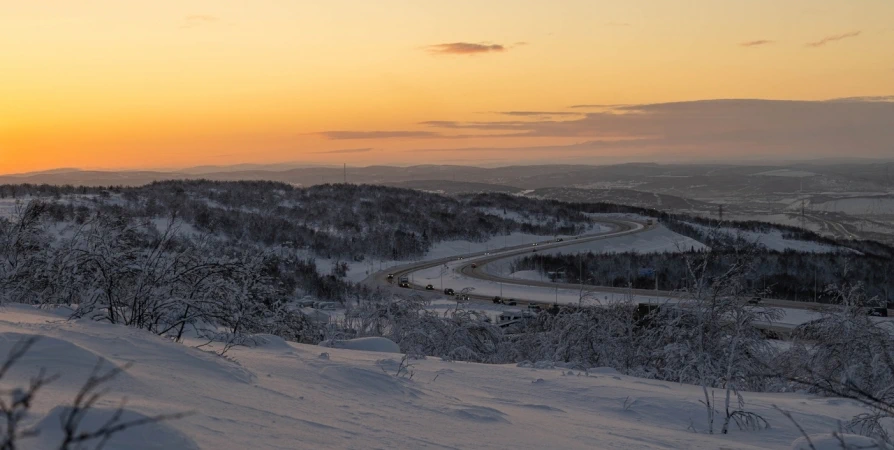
[718,204,724,222]
[343,163,347,184]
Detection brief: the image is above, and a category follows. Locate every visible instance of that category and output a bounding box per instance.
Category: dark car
[399,282,410,288]
[555,238,564,242]
[506,299,517,306]
[471,263,477,269]
[387,273,394,280]
[444,288,455,295]
[492,296,502,304]
[425,284,434,290]
[747,297,762,305]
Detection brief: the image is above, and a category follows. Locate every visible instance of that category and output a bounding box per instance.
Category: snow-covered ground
[687,222,845,253]
[811,197,894,215]
[410,260,830,328]
[528,224,706,256]
[0,304,875,449]
[0,198,28,219]
[313,226,615,284]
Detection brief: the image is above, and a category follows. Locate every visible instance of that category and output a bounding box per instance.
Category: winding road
[365,218,885,334]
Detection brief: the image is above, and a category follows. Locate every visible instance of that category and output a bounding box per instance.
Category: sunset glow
[2,0,893,173]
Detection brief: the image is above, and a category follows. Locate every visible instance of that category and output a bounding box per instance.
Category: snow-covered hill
[0,304,876,449]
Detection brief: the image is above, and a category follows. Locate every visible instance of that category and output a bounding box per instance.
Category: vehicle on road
[506,299,517,306]
[455,293,470,301]
[425,284,434,290]
[398,275,410,288]
[747,297,762,305]
[471,263,477,269]
[555,238,563,242]
[492,296,502,304]
[387,273,394,280]
[444,288,455,295]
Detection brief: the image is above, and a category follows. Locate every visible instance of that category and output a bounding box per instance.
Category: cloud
[425,42,507,55]
[320,131,441,140]
[826,96,894,103]
[568,104,631,109]
[497,111,584,117]
[740,40,775,47]
[806,31,861,47]
[182,14,218,28]
[410,98,894,159]
[311,147,374,154]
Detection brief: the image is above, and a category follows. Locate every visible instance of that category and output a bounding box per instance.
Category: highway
[365,218,883,336]
[364,219,646,304]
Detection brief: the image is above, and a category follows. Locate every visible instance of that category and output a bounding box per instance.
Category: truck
[398,275,410,288]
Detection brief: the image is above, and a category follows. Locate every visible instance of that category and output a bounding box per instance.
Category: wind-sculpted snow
[29,407,200,450]
[0,305,886,449]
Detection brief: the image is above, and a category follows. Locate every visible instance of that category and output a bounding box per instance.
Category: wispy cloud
[320,131,440,140]
[806,31,861,47]
[497,111,584,117]
[311,147,374,154]
[182,14,218,28]
[740,39,775,47]
[425,42,508,55]
[568,104,630,109]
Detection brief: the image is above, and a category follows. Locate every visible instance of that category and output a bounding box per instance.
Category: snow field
[0,304,876,449]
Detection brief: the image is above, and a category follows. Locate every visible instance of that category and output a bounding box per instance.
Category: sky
[1,0,893,174]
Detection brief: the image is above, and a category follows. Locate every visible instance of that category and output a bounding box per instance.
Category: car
[555,238,564,242]
[387,273,394,280]
[532,243,538,246]
[425,284,434,290]
[444,288,455,295]
[492,296,502,304]
[747,297,762,305]
[506,299,517,306]
[455,294,469,301]
[471,263,477,269]
[399,281,410,288]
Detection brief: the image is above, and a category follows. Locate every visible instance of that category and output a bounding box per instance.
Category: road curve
[364,219,647,305]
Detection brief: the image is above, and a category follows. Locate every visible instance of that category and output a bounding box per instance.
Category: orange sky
[2,0,893,174]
